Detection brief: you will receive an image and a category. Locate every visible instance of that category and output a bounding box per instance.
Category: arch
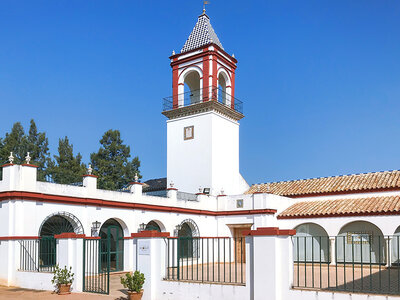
[178,66,203,106]
[177,219,200,259]
[39,211,84,236]
[337,221,385,264]
[99,218,124,272]
[391,226,400,265]
[217,68,232,106]
[145,220,165,232]
[293,223,329,263]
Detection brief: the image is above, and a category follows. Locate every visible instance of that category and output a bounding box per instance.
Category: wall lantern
[91,220,101,237]
[139,223,146,232]
[174,224,182,237]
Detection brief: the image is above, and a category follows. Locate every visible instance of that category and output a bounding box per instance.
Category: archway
[294,223,330,263]
[99,219,124,272]
[177,219,200,259]
[38,212,84,270]
[337,221,385,264]
[218,72,227,104]
[391,226,400,265]
[145,220,164,232]
[184,71,201,105]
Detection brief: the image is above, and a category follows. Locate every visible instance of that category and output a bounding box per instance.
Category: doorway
[99,219,124,272]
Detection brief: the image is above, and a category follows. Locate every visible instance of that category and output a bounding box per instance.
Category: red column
[172,63,179,109]
[212,56,218,101]
[202,50,209,102]
[231,70,235,109]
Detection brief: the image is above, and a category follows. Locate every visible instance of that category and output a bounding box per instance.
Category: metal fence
[19,238,56,272]
[293,235,400,295]
[163,87,243,114]
[165,237,246,285]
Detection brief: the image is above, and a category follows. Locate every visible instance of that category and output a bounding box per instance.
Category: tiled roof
[246,170,400,197]
[181,13,223,53]
[142,177,167,192]
[278,195,400,219]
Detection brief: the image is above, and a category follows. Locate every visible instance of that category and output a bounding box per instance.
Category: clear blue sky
[1,1,400,185]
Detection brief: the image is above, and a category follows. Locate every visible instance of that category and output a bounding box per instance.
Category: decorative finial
[199,187,202,193]
[232,53,235,58]
[25,152,31,164]
[87,164,93,175]
[134,173,139,182]
[256,184,261,192]
[172,50,175,55]
[220,188,224,195]
[8,152,14,164]
[170,181,174,188]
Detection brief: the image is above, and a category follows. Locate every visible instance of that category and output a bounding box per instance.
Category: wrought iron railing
[292,235,400,295]
[165,237,245,285]
[19,238,56,272]
[163,87,243,114]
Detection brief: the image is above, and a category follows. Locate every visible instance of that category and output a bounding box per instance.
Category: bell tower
[163,11,249,196]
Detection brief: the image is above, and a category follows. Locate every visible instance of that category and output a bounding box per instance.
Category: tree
[0,122,27,164]
[48,137,86,184]
[26,120,51,181]
[90,129,141,190]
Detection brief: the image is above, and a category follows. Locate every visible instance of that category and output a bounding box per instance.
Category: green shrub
[51,265,74,286]
[120,271,145,293]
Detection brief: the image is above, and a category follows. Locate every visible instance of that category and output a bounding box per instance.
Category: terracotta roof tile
[278,195,400,219]
[246,170,400,197]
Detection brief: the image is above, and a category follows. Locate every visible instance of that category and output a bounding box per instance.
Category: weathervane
[203,0,209,14]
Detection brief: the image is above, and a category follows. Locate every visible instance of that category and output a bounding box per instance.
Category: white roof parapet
[181,13,224,53]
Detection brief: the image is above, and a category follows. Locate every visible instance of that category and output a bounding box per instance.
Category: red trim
[82,174,98,178]
[166,188,178,191]
[195,193,205,196]
[2,163,14,167]
[217,194,227,197]
[21,164,39,168]
[170,43,237,65]
[0,191,276,216]
[172,65,179,108]
[123,236,134,240]
[242,227,296,236]
[129,182,143,185]
[54,233,85,239]
[0,236,39,240]
[253,192,263,194]
[131,230,170,238]
[85,236,100,240]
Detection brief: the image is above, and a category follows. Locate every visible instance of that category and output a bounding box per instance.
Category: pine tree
[0,122,27,164]
[26,120,51,181]
[48,137,86,184]
[90,129,141,190]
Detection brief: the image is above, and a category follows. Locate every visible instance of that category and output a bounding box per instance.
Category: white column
[130,182,143,196]
[83,175,97,191]
[244,227,295,300]
[20,164,38,191]
[133,232,169,300]
[56,233,85,292]
[167,188,178,200]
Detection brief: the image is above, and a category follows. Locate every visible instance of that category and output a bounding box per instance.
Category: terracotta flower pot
[58,283,71,295]
[127,290,143,300]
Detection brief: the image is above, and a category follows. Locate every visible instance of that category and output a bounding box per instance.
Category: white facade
[167,110,248,195]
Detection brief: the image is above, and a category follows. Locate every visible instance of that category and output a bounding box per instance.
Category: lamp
[139,223,146,232]
[174,224,182,237]
[91,220,101,237]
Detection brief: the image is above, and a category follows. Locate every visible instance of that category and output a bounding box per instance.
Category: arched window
[391,226,400,265]
[145,220,161,232]
[177,219,200,259]
[99,219,124,272]
[337,221,385,264]
[293,223,329,263]
[218,73,227,104]
[184,71,201,105]
[38,212,83,271]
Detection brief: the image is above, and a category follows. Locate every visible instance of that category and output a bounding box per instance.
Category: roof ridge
[256,169,400,186]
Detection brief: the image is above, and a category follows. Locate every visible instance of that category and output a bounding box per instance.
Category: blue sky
[1,1,400,185]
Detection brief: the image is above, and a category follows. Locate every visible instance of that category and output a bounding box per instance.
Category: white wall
[167,111,248,196]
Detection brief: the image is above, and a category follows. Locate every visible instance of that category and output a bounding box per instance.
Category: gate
[83,238,110,294]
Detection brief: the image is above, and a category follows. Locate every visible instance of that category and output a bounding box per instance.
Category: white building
[1,10,400,300]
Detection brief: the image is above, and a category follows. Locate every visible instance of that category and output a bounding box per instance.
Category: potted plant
[51,265,74,295]
[120,271,145,300]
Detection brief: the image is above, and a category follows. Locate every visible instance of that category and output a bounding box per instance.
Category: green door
[100,222,124,272]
